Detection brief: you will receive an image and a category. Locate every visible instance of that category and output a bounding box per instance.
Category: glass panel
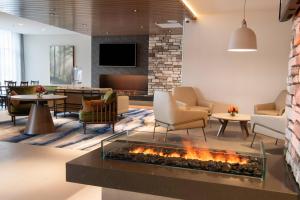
[101,130,266,180]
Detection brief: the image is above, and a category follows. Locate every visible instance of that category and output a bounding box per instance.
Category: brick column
[286,15,300,188]
[148,35,182,95]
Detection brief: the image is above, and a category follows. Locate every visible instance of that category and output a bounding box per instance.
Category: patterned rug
[0,109,154,151]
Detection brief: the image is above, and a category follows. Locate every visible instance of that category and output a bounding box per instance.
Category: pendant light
[228,0,257,52]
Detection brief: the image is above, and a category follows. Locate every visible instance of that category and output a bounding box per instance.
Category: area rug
[0,109,154,151]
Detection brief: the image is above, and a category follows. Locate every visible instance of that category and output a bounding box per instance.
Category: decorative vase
[37,93,42,98]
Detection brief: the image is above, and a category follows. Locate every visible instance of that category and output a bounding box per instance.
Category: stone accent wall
[148,35,182,95]
[286,15,300,188]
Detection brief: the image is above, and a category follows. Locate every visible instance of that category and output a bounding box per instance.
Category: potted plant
[228,105,239,117]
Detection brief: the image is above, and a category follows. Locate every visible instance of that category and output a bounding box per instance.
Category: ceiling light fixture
[156,22,182,29]
[18,23,24,26]
[228,0,257,52]
[180,0,198,19]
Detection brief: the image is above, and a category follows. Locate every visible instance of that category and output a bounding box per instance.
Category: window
[0,30,21,84]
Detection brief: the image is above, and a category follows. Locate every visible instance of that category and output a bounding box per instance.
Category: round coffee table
[212,113,251,137]
[10,94,67,135]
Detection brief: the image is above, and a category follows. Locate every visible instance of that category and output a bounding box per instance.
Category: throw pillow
[10,90,20,106]
[81,96,102,112]
[103,91,116,104]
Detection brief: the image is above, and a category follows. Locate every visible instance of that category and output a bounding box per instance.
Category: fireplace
[99,74,152,101]
[67,130,300,199]
[101,131,266,179]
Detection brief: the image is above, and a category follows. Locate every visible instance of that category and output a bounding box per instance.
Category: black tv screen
[99,43,136,67]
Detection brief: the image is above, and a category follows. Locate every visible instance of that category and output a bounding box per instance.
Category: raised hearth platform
[66,148,300,200]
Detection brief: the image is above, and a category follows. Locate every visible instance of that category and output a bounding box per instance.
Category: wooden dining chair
[7,81,17,87]
[30,80,39,85]
[4,81,12,86]
[0,86,7,109]
[20,81,29,86]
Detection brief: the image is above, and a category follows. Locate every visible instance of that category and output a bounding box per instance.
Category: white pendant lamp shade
[228,0,257,52]
[228,19,257,52]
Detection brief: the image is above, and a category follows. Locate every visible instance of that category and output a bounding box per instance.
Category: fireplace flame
[129,141,248,165]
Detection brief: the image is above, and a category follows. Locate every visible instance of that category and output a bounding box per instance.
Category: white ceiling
[188,0,279,15]
[0,11,76,35]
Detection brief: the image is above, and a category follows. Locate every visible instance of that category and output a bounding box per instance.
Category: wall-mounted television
[99,43,136,67]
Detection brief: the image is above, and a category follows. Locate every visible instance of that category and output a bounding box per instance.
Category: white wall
[23,34,91,86]
[182,10,291,114]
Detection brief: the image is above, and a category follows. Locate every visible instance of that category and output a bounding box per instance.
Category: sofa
[254,90,287,116]
[54,87,129,116]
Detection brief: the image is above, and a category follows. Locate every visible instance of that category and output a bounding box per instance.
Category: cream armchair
[153,91,208,142]
[254,90,287,116]
[172,86,213,115]
[250,112,287,147]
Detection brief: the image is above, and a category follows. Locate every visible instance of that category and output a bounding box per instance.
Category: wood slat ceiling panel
[0,0,193,36]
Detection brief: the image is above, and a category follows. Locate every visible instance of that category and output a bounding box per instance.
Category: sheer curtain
[0,29,21,84]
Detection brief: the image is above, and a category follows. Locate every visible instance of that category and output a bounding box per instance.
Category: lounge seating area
[0,1,299,200]
[4,85,130,132]
[2,83,288,148]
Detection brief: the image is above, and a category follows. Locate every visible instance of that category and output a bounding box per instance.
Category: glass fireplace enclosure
[101,130,267,180]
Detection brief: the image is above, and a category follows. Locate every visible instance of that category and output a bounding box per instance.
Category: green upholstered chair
[7,86,37,125]
[79,91,117,134]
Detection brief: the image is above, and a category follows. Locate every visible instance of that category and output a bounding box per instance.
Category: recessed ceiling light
[168,30,172,33]
[18,23,24,26]
[49,12,56,16]
[156,22,182,29]
[167,20,178,23]
[133,9,137,13]
[140,25,144,29]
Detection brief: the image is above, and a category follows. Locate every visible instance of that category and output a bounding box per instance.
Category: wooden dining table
[10,94,67,135]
